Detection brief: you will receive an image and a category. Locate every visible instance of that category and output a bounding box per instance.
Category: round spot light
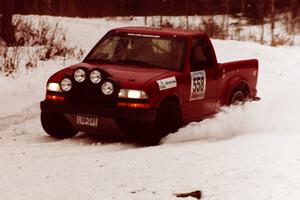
[90,70,102,84]
[74,68,86,83]
[101,81,114,95]
[60,78,72,92]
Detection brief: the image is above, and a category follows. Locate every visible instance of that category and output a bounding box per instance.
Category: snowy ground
[1,16,300,200]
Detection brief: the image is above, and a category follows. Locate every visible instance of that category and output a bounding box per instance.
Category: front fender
[143,73,183,109]
[150,90,182,108]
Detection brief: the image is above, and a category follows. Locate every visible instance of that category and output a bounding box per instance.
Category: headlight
[47,82,62,92]
[118,89,148,99]
[101,81,114,95]
[74,68,86,82]
[60,78,72,92]
[90,70,102,84]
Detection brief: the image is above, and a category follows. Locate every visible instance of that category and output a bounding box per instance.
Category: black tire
[139,100,182,146]
[230,90,246,105]
[41,111,78,139]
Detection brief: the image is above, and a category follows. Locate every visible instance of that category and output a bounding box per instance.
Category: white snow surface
[1,16,300,200]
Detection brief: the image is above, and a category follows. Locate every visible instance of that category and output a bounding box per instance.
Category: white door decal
[190,71,206,101]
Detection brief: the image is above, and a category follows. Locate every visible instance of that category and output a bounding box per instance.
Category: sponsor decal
[127,33,160,38]
[157,76,177,91]
[190,71,206,100]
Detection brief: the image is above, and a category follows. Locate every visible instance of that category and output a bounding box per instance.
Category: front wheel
[139,101,182,145]
[41,111,78,139]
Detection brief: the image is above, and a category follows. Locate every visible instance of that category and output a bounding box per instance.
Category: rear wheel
[229,82,250,105]
[230,90,246,105]
[41,111,78,139]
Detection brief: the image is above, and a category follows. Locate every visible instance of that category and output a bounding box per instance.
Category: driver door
[184,37,219,121]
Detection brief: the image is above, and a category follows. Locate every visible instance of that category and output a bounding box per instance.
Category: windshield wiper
[112,59,162,68]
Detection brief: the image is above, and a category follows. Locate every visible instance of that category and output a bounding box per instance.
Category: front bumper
[40,100,157,135]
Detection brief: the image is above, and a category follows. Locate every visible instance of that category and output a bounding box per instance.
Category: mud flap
[252,96,261,101]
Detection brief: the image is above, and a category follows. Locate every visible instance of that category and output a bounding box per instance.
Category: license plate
[76,115,98,127]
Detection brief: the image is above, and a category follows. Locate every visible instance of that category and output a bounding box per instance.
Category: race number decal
[190,71,206,100]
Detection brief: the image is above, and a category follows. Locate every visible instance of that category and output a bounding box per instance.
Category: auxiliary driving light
[60,78,72,92]
[101,81,114,95]
[90,70,102,84]
[74,68,86,82]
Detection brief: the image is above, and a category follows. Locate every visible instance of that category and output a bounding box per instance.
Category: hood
[70,62,173,89]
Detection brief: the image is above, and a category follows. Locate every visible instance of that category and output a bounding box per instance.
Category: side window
[190,38,212,71]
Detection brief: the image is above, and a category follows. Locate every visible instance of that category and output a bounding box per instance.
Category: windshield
[85,32,187,70]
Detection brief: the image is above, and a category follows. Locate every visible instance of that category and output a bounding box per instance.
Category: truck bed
[219,59,259,104]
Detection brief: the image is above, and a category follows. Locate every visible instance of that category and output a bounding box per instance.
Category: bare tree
[224,0,230,39]
[259,2,265,44]
[270,0,275,46]
[1,0,16,45]
[291,0,299,37]
[68,0,78,16]
[241,0,246,17]
[185,0,189,29]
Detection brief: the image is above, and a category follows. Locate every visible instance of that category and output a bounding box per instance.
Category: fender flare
[222,76,249,105]
[154,92,182,109]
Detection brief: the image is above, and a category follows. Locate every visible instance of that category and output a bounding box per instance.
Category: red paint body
[43,27,258,133]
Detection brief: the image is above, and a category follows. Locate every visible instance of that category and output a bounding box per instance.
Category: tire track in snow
[0,104,40,131]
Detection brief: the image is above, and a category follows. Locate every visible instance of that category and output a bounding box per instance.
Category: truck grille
[65,82,118,108]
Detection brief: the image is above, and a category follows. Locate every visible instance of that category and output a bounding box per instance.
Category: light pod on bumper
[74,68,86,83]
[90,70,102,84]
[60,78,72,92]
[101,81,114,95]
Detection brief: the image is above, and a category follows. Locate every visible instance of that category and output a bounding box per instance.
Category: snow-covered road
[2,116,300,200]
[1,16,300,200]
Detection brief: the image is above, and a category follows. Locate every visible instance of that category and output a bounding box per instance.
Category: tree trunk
[185,0,189,29]
[270,0,275,46]
[259,2,265,44]
[225,0,230,39]
[291,0,299,40]
[1,0,16,45]
[241,0,246,17]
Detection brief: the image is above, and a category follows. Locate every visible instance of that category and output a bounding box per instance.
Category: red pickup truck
[41,27,259,145]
